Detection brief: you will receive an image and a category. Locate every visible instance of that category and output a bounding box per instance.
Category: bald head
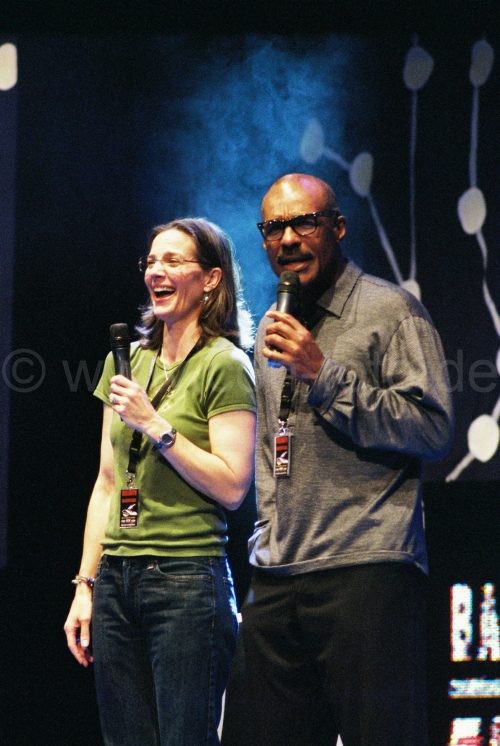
[261,173,339,217]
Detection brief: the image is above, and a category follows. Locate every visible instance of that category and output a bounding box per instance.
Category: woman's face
[144,229,217,328]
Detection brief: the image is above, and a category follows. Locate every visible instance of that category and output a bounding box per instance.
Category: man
[240,173,453,746]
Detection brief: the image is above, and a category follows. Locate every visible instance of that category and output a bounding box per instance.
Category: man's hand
[263,310,325,385]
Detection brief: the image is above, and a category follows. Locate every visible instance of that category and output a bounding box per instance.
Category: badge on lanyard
[274,428,292,478]
[120,488,139,528]
[273,368,296,478]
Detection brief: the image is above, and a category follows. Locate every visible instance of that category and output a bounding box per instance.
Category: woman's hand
[64,404,113,667]
[64,586,94,667]
[109,375,157,433]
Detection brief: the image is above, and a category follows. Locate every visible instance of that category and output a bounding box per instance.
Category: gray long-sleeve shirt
[249,260,453,575]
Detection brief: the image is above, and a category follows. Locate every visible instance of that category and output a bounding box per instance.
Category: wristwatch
[152,427,177,451]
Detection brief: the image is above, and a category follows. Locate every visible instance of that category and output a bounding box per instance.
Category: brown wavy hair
[136,218,254,350]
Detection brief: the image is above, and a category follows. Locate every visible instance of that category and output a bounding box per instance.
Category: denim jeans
[92,554,239,746]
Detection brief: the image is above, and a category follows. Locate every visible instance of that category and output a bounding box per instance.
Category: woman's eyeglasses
[138,256,200,273]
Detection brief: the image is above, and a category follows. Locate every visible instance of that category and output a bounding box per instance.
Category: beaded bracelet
[72,574,95,589]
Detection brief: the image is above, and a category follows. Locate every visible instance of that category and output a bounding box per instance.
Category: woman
[64,218,256,746]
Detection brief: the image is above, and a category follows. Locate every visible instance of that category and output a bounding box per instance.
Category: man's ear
[336,216,346,241]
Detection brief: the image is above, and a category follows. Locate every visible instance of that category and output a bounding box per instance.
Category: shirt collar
[316,259,362,318]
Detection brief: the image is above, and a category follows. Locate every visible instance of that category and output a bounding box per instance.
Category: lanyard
[274,372,296,478]
[125,340,202,485]
[273,304,326,478]
[276,304,326,430]
[278,371,294,430]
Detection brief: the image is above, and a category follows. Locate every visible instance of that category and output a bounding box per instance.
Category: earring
[203,294,210,304]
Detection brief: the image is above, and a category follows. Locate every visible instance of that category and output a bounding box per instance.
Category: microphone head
[110,323,130,348]
[277,270,300,295]
[276,270,300,315]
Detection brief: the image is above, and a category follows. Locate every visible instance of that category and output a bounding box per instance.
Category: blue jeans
[92,554,239,746]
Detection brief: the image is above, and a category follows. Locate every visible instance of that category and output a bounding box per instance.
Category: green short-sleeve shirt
[94,336,256,557]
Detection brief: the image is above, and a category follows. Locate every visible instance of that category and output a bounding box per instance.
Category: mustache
[277,252,314,266]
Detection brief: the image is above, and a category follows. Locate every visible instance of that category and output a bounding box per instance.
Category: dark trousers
[239,562,428,746]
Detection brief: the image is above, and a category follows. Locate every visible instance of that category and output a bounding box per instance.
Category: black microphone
[110,323,131,379]
[268,271,300,368]
[276,270,300,315]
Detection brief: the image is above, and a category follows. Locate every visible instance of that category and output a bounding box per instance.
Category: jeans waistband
[102,553,226,566]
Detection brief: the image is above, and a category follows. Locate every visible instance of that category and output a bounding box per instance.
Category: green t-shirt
[94,336,256,557]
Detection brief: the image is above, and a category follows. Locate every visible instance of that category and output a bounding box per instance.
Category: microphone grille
[278,270,300,293]
[110,323,130,346]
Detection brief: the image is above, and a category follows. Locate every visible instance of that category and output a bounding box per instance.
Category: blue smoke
[137,35,365,323]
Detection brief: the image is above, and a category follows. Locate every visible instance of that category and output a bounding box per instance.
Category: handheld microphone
[268,270,300,368]
[110,323,131,379]
[276,270,300,315]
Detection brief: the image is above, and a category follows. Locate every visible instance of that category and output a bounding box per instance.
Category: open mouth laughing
[152,286,175,299]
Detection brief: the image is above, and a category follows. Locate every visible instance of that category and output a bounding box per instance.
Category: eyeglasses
[257,210,339,241]
[138,256,201,273]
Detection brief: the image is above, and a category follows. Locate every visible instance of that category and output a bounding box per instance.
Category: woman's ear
[204,266,222,293]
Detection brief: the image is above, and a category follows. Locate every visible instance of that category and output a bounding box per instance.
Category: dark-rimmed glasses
[257,210,339,241]
[138,256,200,273]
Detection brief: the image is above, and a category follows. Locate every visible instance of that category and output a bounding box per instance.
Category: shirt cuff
[307,357,346,412]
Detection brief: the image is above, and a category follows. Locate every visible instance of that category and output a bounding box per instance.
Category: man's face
[260,179,346,293]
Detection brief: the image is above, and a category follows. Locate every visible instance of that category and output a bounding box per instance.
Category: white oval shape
[468,414,500,462]
[457,187,486,235]
[349,152,373,197]
[469,39,494,87]
[300,119,324,165]
[403,46,434,91]
[401,279,421,301]
[0,43,18,91]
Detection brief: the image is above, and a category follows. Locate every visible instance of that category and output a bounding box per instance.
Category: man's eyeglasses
[138,256,200,273]
[257,210,339,242]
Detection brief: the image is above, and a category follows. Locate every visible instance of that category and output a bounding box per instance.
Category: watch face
[160,429,176,446]
[152,428,177,451]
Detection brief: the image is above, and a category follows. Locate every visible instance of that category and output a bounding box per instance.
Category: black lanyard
[125,340,202,484]
[278,371,294,427]
[277,304,326,429]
